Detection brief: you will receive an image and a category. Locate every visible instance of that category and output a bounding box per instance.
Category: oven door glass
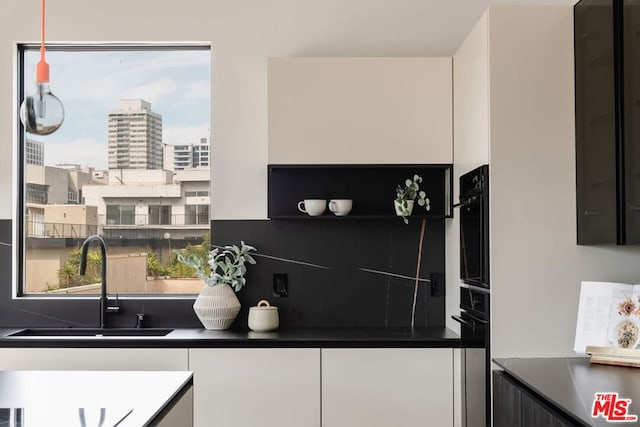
[460,195,484,286]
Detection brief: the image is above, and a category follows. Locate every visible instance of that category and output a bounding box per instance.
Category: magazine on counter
[574,281,640,354]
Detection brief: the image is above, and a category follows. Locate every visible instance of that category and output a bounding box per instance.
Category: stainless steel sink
[6,328,173,338]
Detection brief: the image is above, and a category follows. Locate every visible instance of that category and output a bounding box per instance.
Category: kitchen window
[17,44,211,306]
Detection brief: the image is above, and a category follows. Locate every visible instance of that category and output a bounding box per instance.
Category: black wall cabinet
[267,164,452,219]
[575,0,640,244]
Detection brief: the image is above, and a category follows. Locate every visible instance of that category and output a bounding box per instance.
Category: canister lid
[250,299,278,310]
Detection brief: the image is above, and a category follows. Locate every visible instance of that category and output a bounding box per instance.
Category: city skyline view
[23,48,211,169]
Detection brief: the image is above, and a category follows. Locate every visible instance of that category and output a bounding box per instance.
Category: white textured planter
[193,284,241,330]
[394,199,414,216]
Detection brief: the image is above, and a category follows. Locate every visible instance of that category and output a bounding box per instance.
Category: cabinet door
[521,393,572,427]
[493,370,574,427]
[492,370,522,427]
[268,57,452,164]
[0,348,188,370]
[322,348,453,427]
[189,348,320,427]
[575,0,618,244]
[154,385,194,427]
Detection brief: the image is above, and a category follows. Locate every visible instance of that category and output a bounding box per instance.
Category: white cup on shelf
[297,199,326,216]
[329,199,353,216]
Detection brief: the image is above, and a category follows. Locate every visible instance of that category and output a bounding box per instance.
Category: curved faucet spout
[79,235,107,277]
[79,235,112,328]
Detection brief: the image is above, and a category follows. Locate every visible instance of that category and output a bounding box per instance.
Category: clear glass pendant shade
[20,0,64,136]
[20,82,65,135]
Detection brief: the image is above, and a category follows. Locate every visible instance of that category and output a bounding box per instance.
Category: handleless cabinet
[268,57,452,165]
[189,348,320,427]
[575,0,640,244]
[0,348,188,371]
[493,370,574,427]
[321,348,454,427]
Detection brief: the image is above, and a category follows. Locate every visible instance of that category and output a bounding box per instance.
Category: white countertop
[0,370,192,426]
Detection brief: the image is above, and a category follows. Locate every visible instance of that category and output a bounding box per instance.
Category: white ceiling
[284,0,579,56]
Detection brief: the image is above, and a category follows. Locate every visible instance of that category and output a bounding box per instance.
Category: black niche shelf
[268,164,452,220]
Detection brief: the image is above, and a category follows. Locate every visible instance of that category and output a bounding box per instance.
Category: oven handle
[453,194,480,209]
[451,314,488,330]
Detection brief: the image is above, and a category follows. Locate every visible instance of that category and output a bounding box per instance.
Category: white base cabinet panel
[154,384,194,427]
[322,348,454,427]
[189,348,320,427]
[0,348,188,371]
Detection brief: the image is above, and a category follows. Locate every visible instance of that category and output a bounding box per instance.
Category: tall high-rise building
[26,138,44,166]
[169,138,210,170]
[108,99,163,170]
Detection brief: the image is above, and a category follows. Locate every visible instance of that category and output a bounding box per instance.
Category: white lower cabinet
[189,348,321,427]
[0,346,453,427]
[321,348,454,427]
[154,384,194,427]
[0,348,189,370]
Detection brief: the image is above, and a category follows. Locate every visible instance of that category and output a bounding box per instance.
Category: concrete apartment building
[164,138,210,171]
[173,138,210,170]
[108,99,163,170]
[26,138,44,166]
[82,168,210,240]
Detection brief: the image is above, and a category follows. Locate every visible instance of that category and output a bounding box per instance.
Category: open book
[574,281,640,354]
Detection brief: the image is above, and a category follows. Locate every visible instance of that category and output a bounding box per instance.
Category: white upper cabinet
[268,57,453,164]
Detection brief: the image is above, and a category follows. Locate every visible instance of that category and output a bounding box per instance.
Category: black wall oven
[454,285,490,427]
[453,165,490,427]
[459,165,489,288]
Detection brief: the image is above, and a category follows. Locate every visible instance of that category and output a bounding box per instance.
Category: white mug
[297,199,326,216]
[329,199,353,216]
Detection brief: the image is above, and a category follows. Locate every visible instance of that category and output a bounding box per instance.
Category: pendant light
[20,0,64,136]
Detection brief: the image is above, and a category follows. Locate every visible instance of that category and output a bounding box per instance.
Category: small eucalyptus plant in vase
[394,174,431,224]
[177,241,256,330]
[394,174,432,329]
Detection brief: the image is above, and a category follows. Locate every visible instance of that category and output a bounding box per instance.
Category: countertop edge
[493,357,596,427]
[0,327,461,348]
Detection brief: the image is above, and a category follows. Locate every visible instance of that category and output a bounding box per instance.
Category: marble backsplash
[0,218,445,329]
[212,219,445,329]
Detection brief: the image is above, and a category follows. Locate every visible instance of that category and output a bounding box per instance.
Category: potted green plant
[394,174,430,224]
[177,241,256,330]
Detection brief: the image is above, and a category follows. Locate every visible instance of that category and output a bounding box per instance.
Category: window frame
[4,43,211,329]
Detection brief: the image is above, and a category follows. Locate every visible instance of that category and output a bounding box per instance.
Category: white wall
[448,11,491,333]
[451,5,640,358]
[0,0,471,221]
[488,5,640,357]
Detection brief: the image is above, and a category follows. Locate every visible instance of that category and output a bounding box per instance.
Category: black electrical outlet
[430,272,445,297]
[273,273,288,297]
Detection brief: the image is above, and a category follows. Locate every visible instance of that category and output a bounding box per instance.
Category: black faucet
[79,235,120,328]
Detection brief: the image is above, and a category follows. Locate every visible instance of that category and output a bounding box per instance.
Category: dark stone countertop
[0,327,460,348]
[494,357,640,427]
[0,370,192,426]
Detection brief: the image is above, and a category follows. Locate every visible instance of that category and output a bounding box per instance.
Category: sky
[23,48,211,170]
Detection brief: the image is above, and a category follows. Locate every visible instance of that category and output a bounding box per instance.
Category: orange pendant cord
[35,0,49,83]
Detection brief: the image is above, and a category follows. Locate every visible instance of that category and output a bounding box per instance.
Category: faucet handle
[106,293,120,313]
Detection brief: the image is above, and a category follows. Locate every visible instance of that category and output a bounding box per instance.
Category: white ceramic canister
[248,300,279,332]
